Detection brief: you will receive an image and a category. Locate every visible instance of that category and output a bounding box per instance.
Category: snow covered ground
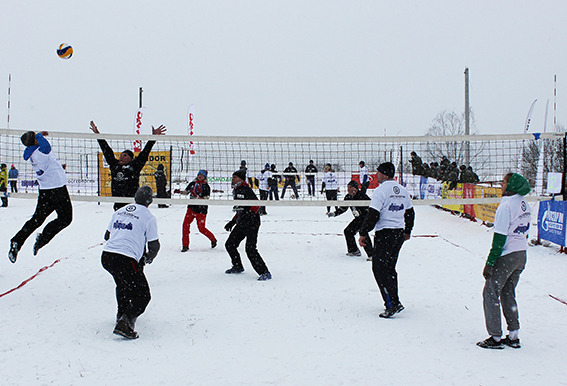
[1,198,566,385]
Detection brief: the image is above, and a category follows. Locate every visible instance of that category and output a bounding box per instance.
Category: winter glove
[142,252,154,265]
[483,264,494,279]
[327,212,335,218]
[225,220,236,232]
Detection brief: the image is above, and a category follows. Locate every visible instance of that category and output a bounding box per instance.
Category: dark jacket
[231,182,261,228]
[305,164,318,174]
[185,180,211,214]
[409,154,424,176]
[283,166,298,182]
[154,170,168,197]
[334,190,371,218]
[98,139,155,198]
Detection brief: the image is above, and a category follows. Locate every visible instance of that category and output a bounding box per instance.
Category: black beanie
[233,169,247,181]
[347,180,359,190]
[122,150,134,159]
[135,185,153,206]
[377,162,395,178]
[21,131,36,147]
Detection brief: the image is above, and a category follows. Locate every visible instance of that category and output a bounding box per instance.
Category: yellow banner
[473,185,501,223]
[441,182,464,212]
[98,151,171,197]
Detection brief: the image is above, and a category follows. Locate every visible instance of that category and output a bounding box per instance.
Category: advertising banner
[538,200,566,247]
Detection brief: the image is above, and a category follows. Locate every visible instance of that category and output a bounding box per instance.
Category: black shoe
[211,239,217,249]
[476,336,504,349]
[8,241,19,263]
[502,336,521,349]
[379,307,397,318]
[394,303,405,314]
[33,233,45,256]
[225,266,245,274]
[181,246,189,252]
[113,320,139,339]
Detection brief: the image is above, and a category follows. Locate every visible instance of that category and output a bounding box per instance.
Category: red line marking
[0,259,62,298]
[550,294,567,306]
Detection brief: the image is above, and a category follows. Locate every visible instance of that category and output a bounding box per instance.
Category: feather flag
[187,104,196,157]
[133,107,146,152]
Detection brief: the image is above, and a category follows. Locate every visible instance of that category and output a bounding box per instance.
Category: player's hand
[89,121,100,134]
[327,212,335,218]
[358,236,367,247]
[173,189,181,194]
[39,131,49,136]
[225,220,236,232]
[404,233,411,241]
[152,125,167,135]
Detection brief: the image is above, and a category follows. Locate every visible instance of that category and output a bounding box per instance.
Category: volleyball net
[1,129,565,211]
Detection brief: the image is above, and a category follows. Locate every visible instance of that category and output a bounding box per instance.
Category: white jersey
[26,145,67,190]
[493,194,531,255]
[369,179,413,231]
[256,170,272,191]
[323,172,338,190]
[103,203,159,262]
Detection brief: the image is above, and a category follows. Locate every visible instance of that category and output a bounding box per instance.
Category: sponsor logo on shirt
[388,203,405,212]
[512,224,530,234]
[113,220,133,231]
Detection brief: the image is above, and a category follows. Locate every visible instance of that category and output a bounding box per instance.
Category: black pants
[372,229,406,309]
[281,180,298,199]
[325,190,338,213]
[259,190,268,214]
[101,251,151,322]
[306,176,316,196]
[345,216,373,257]
[269,185,279,200]
[11,186,73,248]
[10,180,18,193]
[0,188,7,207]
[225,224,269,275]
[361,181,370,195]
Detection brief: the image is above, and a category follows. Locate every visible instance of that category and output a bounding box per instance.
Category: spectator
[8,164,18,193]
[305,160,318,197]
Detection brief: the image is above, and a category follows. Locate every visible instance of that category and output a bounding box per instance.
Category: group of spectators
[409,151,480,188]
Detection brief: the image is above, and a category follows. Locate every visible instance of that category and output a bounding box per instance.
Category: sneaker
[502,336,521,349]
[346,251,362,257]
[379,307,397,318]
[181,246,189,252]
[394,303,405,314]
[476,336,504,349]
[33,233,45,256]
[225,266,245,274]
[113,320,139,339]
[211,239,217,249]
[8,241,19,263]
[258,272,272,281]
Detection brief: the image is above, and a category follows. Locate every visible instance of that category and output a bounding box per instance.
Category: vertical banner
[133,107,146,152]
[537,200,566,247]
[187,104,196,158]
[518,99,537,172]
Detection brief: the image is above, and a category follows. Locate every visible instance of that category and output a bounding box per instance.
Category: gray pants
[482,250,526,337]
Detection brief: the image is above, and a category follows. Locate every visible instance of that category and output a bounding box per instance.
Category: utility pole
[139,87,143,108]
[464,67,470,166]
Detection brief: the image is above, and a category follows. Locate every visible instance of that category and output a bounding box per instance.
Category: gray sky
[2,0,567,137]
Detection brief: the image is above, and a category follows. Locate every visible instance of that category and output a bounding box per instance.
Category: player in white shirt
[359,162,415,318]
[101,185,160,339]
[477,173,531,350]
[9,131,73,263]
[255,163,272,215]
[321,163,338,214]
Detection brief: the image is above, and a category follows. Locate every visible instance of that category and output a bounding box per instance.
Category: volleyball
[57,43,73,59]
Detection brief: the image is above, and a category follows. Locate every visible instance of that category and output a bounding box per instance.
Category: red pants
[182,209,215,247]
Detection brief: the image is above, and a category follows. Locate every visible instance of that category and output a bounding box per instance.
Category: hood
[506,173,530,196]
